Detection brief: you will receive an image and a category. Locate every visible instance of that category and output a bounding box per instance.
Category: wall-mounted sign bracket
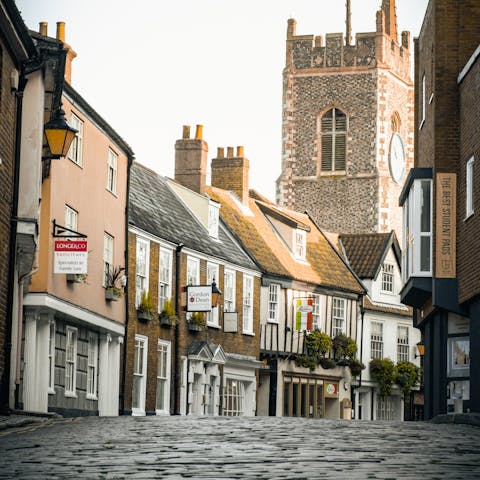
[52,219,87,238]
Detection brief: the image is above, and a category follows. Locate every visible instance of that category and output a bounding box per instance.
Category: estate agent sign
[54,240,88,274]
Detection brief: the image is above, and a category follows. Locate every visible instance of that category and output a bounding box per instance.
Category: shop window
[223,379,245,416]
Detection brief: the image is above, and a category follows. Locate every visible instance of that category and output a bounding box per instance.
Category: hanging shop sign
[186,285,212,312]
[295,298,313,331]
[54,240,88,274]
[324,382,339,398]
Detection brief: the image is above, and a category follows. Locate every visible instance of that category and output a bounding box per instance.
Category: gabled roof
[129,163,258,272]
[338,231,401,279]
[206,186,364,295]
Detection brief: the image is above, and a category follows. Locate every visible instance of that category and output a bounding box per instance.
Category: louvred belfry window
[321,108,347,172]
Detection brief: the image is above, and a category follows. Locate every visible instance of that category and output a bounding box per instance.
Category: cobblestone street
[0,416,479,479]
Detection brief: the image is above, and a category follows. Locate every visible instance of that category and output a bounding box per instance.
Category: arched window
[321,108,347,172]
[391,112,401,133]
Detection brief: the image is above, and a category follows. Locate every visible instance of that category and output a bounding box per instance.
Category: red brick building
[399,0,480,418]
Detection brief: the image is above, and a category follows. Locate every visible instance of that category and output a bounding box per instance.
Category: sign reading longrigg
[54,240,88,274]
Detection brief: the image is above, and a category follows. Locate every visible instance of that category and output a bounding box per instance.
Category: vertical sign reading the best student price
[54,240,88,274]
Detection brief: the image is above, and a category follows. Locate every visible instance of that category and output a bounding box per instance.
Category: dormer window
[381,263,394,293]
[293,229,306,260]
[208,201,220,239]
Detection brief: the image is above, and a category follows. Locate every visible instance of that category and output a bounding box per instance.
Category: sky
[16,0,429,200]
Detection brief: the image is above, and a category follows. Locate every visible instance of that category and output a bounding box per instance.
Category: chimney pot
[56,21,65,42]
[195,125,203,140]
[227,147,234,158]
[39,22,48,36]
[236,146,244,157]
[217,147,224,158]
[182,125,191,139]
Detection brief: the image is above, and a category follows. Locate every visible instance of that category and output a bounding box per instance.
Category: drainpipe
[173,243,184,414]
[120,153,134,415]
[2,73,27,413]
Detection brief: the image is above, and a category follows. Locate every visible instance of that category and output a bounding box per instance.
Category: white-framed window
[206,263,219,326]
[132,335,148,415]
[68,112,83,166]
[65,205,78,233]
[381,263,394,293]
[332,297,345,337]
[268,284,280,322]
[159,248,172,312]
[208,201,220,239]
[321,107,347,172]
[135,237,150,307]
[293,229,306,260]
[186,256,200,286]
[156,340,171,415]
[65,326,78,397]
[312,294,321,330]
[403,179,432,280]
[87,332,98,400]
[371,321,384,359]
[242,274,254,334]
[466,156,474,218]
[223,378,245,416]
[376,395,394,420]
[103,232,114,287]
[420,74,426,129]
[224,269,236,312]
[106,148,118,194]
[397,326,409,362]
[48,320,55,394]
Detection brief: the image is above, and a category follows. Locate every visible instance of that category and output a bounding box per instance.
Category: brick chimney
[211,145,250,206]
[174,125,208,195]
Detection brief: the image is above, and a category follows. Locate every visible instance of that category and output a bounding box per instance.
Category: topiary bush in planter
[395,361,420,400]
[369,358,396,396]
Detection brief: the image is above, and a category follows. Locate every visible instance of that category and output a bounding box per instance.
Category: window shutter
[335,110,347,131]
[321,135,333,171]
[334,134,346,171]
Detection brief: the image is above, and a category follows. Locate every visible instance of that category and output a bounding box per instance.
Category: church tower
[276,0,413,237]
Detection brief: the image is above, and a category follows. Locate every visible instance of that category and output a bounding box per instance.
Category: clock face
[389,133,405,183]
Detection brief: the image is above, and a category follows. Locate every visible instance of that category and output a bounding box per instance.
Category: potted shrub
[332,334,358,366]
[188,312,206,332]
[159,299,178,327]
[67,273,87,284]
[348,358,366,377]
[395,361,420,400]
[137,290,154,322]
[369,358,396,397]
[104,266,124,301]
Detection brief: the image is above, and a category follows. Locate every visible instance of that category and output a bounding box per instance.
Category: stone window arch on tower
[391,112,401,133]
[320,107,347,174]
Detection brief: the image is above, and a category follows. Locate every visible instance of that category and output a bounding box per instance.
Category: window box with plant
[296,330,333,371]
[159,299,178,327]
[137,290,154,322]
[188,312,206,332]
[104,266,124,301]
[67,273,87,284]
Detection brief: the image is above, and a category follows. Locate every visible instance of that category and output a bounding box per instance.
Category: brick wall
[457,54,480,304]
[0,41,18,394]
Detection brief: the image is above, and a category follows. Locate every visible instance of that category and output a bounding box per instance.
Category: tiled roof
[129,163,258,271]
[339,233,395,279]
[206,187,365,295]
[363,296,413,317]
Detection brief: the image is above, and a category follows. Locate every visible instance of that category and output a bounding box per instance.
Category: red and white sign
[186,285,212,312]
[54,240,88,274]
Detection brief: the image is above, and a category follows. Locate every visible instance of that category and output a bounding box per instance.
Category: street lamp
[211,281,222,308]
[415,340,425,358]
[44,106,78,159]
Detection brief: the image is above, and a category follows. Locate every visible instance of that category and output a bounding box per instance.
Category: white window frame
[68,112,83,166]
[403,179,433,280]
[106,148,118,195]
[268,284,280,323]
[156,340,171,415]
[206,262,219,327]
[371,321,384,360]
[242,274,254,334]
[135,237,150,307]
[331,297,346,337]
[48,320,55,394]
[65,205,78,234]
[420,74,426,129]
[208,201,220,239]
[65,326,78,398]
[224,269,236,312]
[466,156,474,219]
[312,294,321,330]
[223,378,245,416]
[293,229,306,261]
[132,335,148,416]
[397,325,409,362]
[103,232,114,287]
[86,332,98,400]
[186,256,200,286]
[381,263,394,293]
[158,247,173,312]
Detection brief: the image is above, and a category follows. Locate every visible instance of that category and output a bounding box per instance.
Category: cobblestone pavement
[0,416,479,479]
